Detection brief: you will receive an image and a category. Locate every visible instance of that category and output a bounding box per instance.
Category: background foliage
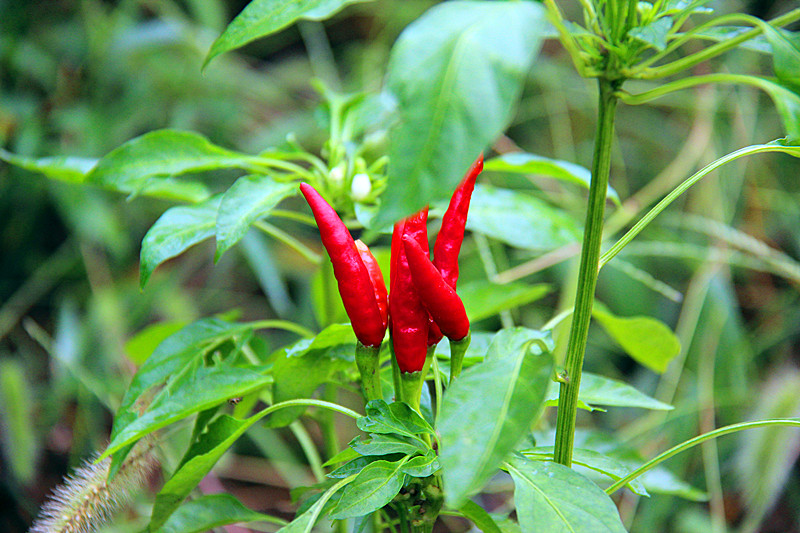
[2,0,800,531]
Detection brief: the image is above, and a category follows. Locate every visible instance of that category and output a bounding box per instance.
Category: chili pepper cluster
[300,155,482,400]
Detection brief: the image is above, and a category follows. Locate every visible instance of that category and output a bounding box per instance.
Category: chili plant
[6,0,800,532]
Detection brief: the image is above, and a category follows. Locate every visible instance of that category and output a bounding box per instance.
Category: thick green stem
[448,332,471,385]
[355,342,382,402]
[400,371,425,415]
[553,79,619,467]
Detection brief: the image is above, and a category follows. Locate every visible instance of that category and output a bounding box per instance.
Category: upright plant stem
[554,78,619,466]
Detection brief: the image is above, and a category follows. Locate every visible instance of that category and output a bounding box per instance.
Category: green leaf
[279,476,355,533]
[459,281,551,323]
[459,500,503,533]
[108,318,256,472]
[629,17,673,51]
[328,455,386,479]
[150,415,260,529]
[401,452,440,478]
[155,491,286,533]
[638,467,708,501]
[438,327,554,507]
[323,446,361,468]
[466,184,581,250]
[563,429,708,501]
[661,0,713,16]
[140,196,221,288]
[268,324,355,427]
[136,177,212,203]
[0,148,210,201]
[123,321,187,366]
[689,26,771,54]
[0,149,95,183]
[544,372,673,410]
[106,365,272,458]
[592,303,681,373]
[0,360,37,483]
[87,130,254,194]
[761,25,800,91]
[350,433,427,456]
[753,78,800,142]
[506,455,626,533]
[329,459,407,519]
[521,447,648,497]
[117,318,253,416]
[376,1,547,226]
[735,370,800,529]
[215,175,297,261]
[484,152,620,204]
[357,399,435,438]
[206,0,373,66]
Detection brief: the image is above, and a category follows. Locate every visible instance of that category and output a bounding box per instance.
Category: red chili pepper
[389,209,430,373]
[402,235,469,341]
[354,239,388,329]
[433,154,483,288]
[300,183,386,347]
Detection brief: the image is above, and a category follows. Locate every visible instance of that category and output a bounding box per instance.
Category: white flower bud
[329,163,346,186]
[350,173,372,201]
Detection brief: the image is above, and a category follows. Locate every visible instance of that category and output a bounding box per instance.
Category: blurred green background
[2,1,800,532]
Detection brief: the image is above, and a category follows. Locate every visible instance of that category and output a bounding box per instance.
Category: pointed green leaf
[150,414,269,529]
[439,327,554,507]
[0,149,95,183]
[521,447,649,497]
[592,303,680,374]
[459,281,552,323]
[328,455,385,479]
[278,476,354,533]
[106,366,271,457]
[544,372,673,410]
[268,325,355,427]
[506,455,626,533]
[155,485,286,533]
[117,318,253,416]
[400,452,440,478]
[560,429,708,501]
[136,177,211,203]
[350,434,427,456]
[0,360,37,483]
[762,25,800,91]
[329,459,407,519]
[459,500,503,533]
[123,321,187,366]
[357,399,435,438]
[735,370,800,528]
[206,0,373,66]
[87,130,254,193]
[376,1,547,226]
[466,184,581,250]
[629,17,673,51]
[215,175,297,261]
[690,26,771,53]
[323,446,362,468]
[752,78,800,142]
[0,147,210,201]
[140,196,221,287]
[484,152,620,204]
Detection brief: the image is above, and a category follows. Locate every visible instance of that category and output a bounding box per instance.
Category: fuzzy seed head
[29,438,157,533]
